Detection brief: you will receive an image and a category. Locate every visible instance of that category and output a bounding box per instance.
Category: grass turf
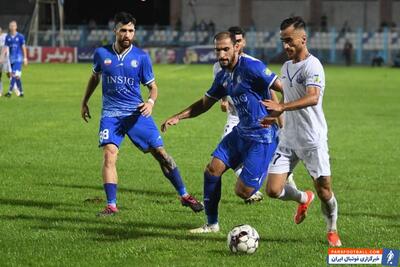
[0,63,399,266]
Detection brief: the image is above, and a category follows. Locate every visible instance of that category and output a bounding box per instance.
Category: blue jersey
[5,33,25,64]
[206,55,278,143]
[93,44,155,117]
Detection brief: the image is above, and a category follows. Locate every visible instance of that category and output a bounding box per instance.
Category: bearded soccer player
[261,17,342,246]
[213,26,294,204]
[3,21,27,97]
[162,31,282,233]
[81,12,203,216]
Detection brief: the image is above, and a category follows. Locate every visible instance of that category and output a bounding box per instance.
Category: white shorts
[0,61,11,73]
[221,115,239,138]
[268,142,331,179]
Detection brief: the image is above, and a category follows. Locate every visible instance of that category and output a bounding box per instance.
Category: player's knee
[235,187,252,199]
[266,186,282,199]
[103,147,118,167]
[205,164,219,176]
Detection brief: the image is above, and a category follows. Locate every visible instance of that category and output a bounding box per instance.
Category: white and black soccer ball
[227,224,259,254]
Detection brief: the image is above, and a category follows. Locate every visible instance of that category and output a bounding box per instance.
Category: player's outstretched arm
[81,73,101,123]
[138,81,158,117]
[220,97,229,112]
[161,95,217,132]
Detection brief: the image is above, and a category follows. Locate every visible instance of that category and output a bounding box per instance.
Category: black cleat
[181,194,204,213]
[19,94,24,98]
[4,92,11,97]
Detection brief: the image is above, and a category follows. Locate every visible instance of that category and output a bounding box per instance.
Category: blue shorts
[212,127,278,190]
[99,114,164,152]
[11,62,22,77]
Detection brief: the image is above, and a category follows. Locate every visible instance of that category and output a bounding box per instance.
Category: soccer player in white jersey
[0,26,11,97]
[81,12,203,216]
[260,17,341,247]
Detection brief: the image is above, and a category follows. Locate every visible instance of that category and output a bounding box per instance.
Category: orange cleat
[294,191,315,224]
[327,231,342,247]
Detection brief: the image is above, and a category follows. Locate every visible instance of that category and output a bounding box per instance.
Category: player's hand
[138,102,153,117]
[259,116,277,128]
[161,116,179,132]
[23,57,28,66]
[261,99,284,112]
[220,100,229,112]
[81,104,91,123]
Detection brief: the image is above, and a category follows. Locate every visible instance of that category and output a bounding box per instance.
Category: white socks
[321,194,338,232]
[278,185,306,203]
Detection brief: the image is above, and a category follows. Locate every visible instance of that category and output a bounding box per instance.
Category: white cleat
[286,173,297,189]
[189,223,220,234]
[244,190,264,204]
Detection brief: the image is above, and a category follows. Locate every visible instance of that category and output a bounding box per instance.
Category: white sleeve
[212,62,221,78]
[304,58,325,89]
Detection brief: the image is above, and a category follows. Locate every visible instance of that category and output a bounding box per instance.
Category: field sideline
[0,63,399,266]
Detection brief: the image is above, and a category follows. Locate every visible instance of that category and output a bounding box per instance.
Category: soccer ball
[227,224,259,254]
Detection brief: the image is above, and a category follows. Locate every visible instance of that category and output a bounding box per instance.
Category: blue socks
[204,172,221,225]
[162,167,187,196]
[104,183,117,207]
[8,77,16,93]
[16,79,23,94]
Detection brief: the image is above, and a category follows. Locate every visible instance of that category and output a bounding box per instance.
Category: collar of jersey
[112,43,133,61]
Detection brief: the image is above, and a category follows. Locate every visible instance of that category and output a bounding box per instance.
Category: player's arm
[262,85,320,112]
[138,81,157,117]
[270,89,284,128]
[161,95,217,132]
[22,44,28,66]
[220,96,229,112]
[81,72,101,122]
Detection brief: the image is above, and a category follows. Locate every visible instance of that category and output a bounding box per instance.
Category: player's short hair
[214,31,236,45]
[280,16,306,31]
[228,26,245,37]
[114,12,136,27]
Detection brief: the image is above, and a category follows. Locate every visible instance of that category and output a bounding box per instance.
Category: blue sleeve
[205,74,226,100]
[92,49,102,73]
[140,53,155,85]
[251,62,277,99]
[20,34,25,46]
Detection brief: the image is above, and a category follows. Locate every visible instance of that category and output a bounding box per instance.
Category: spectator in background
[88,19,97,31]
[320,14,327,32]
[208,20,215,36]
[393,51,400,67]
[175,18,182,32]
[371,50,384,67]
[199,19,208,31]
[342,39,353,66]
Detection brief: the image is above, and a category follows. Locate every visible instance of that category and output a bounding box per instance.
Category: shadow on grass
[38,183,180,197]
[0,198,75,209]
[341,211,400,221]
[0,213,225,242]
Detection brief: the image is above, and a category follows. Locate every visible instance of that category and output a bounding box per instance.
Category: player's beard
[118,38,133,49]
[219,53,237,69]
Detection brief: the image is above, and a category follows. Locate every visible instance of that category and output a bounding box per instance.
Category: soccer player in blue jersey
[162,31,283,233]
[81,12,203,216]
[3,21,28,98]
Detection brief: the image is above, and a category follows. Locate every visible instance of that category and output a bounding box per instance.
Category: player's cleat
[189,223,220,234]
[286,173,297,189]
[19,94,24,98]
[97,205,118,217]
[294,190,315,224]
[4,92,11,97]
[244,190,264,204]
[181,194,204,213]
[327,231,342,247]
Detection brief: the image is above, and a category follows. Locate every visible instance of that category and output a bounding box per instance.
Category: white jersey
[0,33,11,72]
[279,54,328,149]
[212,61,239,122]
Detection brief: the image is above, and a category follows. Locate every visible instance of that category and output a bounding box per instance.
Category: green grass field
[0,64,399,266]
